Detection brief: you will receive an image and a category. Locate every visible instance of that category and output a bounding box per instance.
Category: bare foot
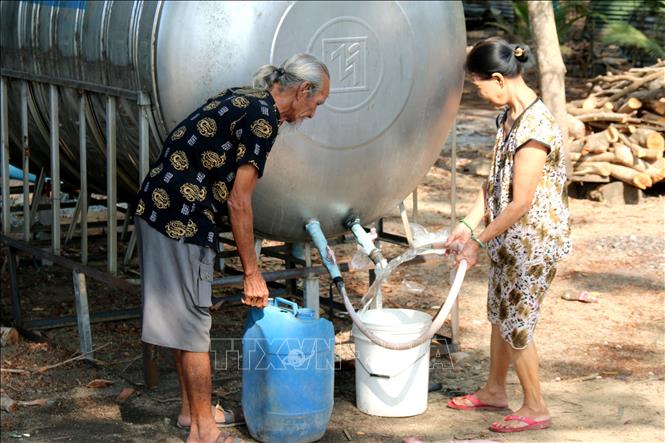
[490,405,551,431]
[450,386,508,409]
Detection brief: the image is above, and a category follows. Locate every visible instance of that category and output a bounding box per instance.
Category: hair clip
[514,47,525,58]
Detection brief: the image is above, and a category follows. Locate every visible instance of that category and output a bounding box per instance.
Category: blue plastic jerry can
[242,297,335,443]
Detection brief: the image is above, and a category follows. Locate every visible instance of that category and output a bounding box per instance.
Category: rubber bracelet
[471,235,486,249]
[459,219,474,234]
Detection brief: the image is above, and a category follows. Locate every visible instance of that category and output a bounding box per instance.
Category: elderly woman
[444,37,571,433]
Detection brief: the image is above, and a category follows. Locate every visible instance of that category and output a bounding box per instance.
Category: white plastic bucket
[352,308,432,417]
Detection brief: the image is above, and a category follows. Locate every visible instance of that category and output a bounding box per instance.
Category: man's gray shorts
[136,217,216,352]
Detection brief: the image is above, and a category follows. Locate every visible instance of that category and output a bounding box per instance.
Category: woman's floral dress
[485,98,572,349]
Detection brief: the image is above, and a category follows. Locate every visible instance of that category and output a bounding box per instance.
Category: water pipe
[305,219,468,351]
[304,219,342,282]
[344,215,387,269]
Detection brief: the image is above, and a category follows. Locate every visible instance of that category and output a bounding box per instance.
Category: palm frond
[601,22,665,57]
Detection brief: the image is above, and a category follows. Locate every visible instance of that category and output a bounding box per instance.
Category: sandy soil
[1,96,664,443]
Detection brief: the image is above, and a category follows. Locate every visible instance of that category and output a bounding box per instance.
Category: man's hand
[242,271,269,308]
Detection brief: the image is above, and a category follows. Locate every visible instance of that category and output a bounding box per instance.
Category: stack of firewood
[567,61,665,190]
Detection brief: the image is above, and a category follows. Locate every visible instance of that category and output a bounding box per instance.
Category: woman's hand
[443,223,472,255]
[454,239,480,269]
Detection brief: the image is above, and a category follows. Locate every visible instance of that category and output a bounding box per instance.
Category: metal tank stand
[0,73,154,360]
[1,77,9,236]
[303,242,320,315]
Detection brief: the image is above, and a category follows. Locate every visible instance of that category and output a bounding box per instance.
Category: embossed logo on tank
[306,17,381,113]
[270,3,415,149]
[323,37,368,93]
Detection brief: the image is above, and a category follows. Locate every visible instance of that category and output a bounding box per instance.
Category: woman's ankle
[481,383,507,397]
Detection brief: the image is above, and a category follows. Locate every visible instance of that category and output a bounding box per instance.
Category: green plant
[487,0,531,42]
[601,22,664,59]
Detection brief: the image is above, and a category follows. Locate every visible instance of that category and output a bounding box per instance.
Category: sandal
[561,291,599,303]
[489,414,552,433]
[447,393,509,411]
[177,404,245,429]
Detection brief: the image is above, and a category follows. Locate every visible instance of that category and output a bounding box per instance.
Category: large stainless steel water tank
[1,1,466,241]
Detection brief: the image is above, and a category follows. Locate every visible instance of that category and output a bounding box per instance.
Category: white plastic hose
[337,259,467,350]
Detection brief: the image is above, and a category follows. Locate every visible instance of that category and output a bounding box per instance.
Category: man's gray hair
[252,53,329,95]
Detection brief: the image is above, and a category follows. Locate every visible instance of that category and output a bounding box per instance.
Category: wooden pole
[528,1,570,178]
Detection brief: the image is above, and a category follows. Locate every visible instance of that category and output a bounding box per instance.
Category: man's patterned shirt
[135,87,280,248]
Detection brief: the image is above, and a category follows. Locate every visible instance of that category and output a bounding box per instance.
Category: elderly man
[135,53,329,443]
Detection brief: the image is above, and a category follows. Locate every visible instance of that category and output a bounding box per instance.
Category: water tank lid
[297,308,316,320]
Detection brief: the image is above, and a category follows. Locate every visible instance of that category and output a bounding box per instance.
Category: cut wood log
[606,125,620,142]
[628,61,665,72]
[576,112,641,124]
[574,161,612,176]
[632,157,648,172]
[618,133,647,158]
[640,111,665,125]
[641,148,664,161]
[613,144,634,167]
[645,98,665,115]
[590,181,643,205]
[567,105,596,116]
[645,158,665,183]
[567,114,586,139]
[569,137,586,153]
[634,158,665,182]
[595,73,645,83]
[598,70,665,106]
[582,129,615,154]
[617,97,642,114]
[626,87,664,101]
[608,164,652,190]
[582,96,597,110]
[570,173,610,183]
[575,152,616,163]
[647,73,665,91]
[631,128,665,151]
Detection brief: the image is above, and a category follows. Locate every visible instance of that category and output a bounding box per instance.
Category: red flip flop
[447,394,509,411]
[489,414,552,433]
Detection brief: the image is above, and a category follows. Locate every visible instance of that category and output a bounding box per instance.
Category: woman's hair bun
[465,37,531,79]
[513,45,529,63]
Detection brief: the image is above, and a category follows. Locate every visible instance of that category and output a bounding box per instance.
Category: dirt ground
[1,88,664,443]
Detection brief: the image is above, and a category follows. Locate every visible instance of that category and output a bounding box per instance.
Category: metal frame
[49,84,61,255]
[106,96,117,274]
[20,81,31,241]
[0,73,146,360]
[1,77,9,236]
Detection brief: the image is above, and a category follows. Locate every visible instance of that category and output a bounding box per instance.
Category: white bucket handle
[354,346,431,379]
